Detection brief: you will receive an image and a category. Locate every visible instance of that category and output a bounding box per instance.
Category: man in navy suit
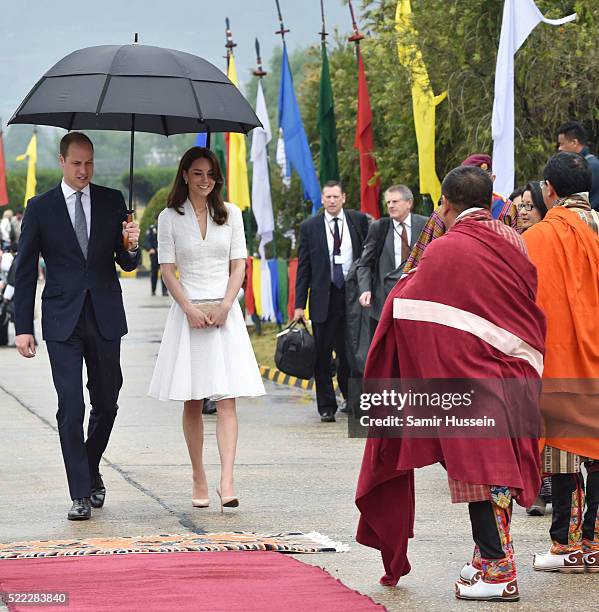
[14,132,140,521]
[294,181,369,422]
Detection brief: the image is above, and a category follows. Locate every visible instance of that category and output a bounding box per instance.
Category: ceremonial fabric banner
[492,0,576,197]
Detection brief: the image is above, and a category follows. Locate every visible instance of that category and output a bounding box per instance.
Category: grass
[248,322,281,369]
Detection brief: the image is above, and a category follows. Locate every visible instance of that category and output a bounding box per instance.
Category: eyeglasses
[517,203,534,212]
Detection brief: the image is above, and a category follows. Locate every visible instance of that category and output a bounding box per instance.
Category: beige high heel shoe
[216,488,239,512]
[192,498,209,508]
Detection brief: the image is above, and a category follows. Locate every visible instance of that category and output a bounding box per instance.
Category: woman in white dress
[149,147,265,510]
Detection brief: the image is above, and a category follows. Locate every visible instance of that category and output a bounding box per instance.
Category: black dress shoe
[68,498,91,521]
[339,400,350,414]
[202,399,217,415]
[90,474,106,508]
[320,412,336,423]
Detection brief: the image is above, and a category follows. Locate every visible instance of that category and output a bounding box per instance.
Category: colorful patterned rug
[0,531,350,559]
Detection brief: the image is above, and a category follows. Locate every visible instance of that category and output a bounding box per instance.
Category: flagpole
[319,0,328,42]
[274,0,296,228]
[253,38,277,260]
[347,0,365,50]
[346,0,381,219]
[225,19,253,256]
[274,0,290,43]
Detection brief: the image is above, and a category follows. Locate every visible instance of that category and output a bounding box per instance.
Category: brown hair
[167,147,227,224]
[322,180,344,193]
[60,132,94,158]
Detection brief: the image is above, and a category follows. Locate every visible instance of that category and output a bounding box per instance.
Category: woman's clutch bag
[190,299,222,315]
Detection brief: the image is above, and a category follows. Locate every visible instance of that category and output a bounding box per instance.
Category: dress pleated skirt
[149,300,265,402]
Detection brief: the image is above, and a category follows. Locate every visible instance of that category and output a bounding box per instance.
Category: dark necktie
[332,217,344,288]
[74,191,88,259]
[400,222,410,263]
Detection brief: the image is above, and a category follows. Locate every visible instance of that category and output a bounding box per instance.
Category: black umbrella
[8,38,261,216]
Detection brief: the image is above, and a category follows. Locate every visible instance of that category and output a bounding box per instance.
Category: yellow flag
[226,55,250,210]
[252,257,262,316]
[16,132,37,207]
[396,0,446,205]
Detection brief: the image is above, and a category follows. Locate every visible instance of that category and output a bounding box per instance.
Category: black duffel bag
[275,320,316,380]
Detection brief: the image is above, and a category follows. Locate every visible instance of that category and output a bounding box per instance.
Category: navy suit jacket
[295,209,369,324]
[14,183,140,342]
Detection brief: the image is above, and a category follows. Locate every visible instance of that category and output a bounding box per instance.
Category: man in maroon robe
[355,166,546,602]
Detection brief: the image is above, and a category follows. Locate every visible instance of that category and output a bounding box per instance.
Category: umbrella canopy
[8,43,261,135]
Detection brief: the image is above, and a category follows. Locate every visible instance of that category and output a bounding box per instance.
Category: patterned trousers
[550,462,599,554]
[469,500,515,583]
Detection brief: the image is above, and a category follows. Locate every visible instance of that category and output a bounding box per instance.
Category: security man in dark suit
[357,184,427,335]
[294,181,369,422]
[14,132,141,521]
[144,223,168,296]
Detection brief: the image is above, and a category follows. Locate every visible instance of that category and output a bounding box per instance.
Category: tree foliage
[139,186,169,242]
[120,167,176,207]
[295,0,598,212]
[5,168,62,211]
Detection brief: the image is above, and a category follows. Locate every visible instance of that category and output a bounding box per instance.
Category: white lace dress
[148,200,265,402]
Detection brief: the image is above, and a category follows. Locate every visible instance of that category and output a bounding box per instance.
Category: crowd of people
[0,209,24,346]
[5,117,599,603]
[292,119,598,602]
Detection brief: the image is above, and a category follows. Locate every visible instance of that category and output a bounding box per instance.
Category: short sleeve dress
[148,200,265,401]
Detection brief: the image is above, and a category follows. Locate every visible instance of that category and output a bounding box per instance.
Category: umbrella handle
[122,211,134,249]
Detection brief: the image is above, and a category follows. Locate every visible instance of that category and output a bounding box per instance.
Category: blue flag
[278,46,321,214]
[195,133,207,147]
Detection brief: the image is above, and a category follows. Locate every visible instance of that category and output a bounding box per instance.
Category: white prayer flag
[276,129,291,189]
[259,259,277,322]
[492,0,576,198]
[251,80,275,259]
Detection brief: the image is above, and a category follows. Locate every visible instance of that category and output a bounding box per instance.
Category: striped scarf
[557,193,599,235]
[403,202,522,275]
[453,208,528,255]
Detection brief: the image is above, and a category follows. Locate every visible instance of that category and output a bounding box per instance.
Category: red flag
[354,47,380,218]
[0,127,8,207]
[287,258,298,322]
[244,256,255,316]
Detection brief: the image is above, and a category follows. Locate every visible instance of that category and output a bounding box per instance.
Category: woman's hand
[208,302,231,327]
[184,303,212,329]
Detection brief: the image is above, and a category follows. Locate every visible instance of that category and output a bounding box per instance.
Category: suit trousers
[46,295,123,499]
[311,284,349,415]
[149,252,167,295]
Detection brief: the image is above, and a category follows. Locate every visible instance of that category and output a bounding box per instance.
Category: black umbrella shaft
[128,114,135,212]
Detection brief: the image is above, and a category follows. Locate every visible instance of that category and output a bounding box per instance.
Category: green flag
[318,42,339,184]
[213,132,227,199]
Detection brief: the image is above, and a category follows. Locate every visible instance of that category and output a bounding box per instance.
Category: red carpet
[0,551,383,611]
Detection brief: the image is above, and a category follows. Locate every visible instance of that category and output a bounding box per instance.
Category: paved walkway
[0,278,595,610]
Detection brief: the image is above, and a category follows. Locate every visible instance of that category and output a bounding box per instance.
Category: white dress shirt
[61,180,91,238]
[324,209,353,279]
[392,214,412,268]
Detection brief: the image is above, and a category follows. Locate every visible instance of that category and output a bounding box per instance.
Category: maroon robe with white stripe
[355,211,546,586]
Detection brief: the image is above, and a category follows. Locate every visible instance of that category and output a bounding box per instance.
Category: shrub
[140,186,170,243]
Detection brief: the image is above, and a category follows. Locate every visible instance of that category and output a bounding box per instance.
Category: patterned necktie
[332,217,344,288]
[400,221,410,263]
[74,191,88,259]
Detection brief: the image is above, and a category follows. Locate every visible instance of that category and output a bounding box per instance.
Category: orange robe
[523,207,599,460]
